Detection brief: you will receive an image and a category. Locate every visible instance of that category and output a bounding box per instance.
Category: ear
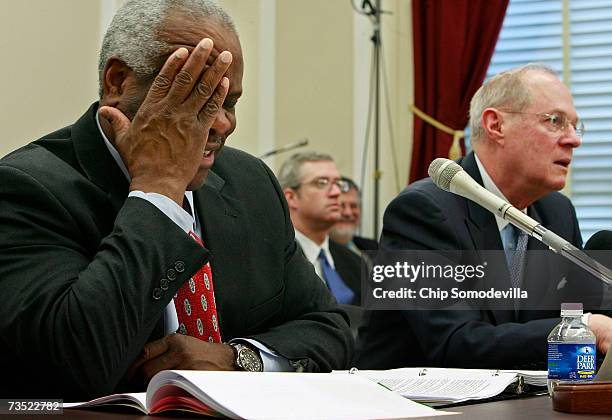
[283,188,299,210]
[481,108,506,145]
[100,58,134,106]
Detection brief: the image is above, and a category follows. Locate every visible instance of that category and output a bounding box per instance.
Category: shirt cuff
[129,191,193,233]
[230,338,294,372]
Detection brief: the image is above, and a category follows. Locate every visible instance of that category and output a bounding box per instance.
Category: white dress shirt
[474,153,527,235]
[294,230,336,282]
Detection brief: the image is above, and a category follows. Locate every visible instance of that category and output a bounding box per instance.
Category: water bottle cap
[560,302,583,317]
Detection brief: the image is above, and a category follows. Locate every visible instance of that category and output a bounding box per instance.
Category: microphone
[585,230,612,250]
[258,138,309,159]
[584,230,612,272]
[428,158,612,285]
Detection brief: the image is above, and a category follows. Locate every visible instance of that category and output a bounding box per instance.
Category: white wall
[0,0,101,150]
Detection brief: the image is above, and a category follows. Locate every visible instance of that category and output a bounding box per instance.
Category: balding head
[469,63,558,144]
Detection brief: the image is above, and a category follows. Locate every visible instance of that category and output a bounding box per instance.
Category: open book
[64,370,453,419]
[335,368,547,406]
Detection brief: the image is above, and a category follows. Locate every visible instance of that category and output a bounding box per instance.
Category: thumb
[98,106,130,140]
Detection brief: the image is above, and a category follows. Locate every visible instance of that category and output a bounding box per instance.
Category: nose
[210,109,232,136]
[328,182,342,197]
[562,126,582,148]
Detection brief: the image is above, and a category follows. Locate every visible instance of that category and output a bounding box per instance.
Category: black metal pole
[372,0,382,236]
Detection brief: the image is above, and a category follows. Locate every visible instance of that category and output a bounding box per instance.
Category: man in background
[330,176,378,254]
[357,63,612,370]
[0,0,352,400]
[279,152,362,305]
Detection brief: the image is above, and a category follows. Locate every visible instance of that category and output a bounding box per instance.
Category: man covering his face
[0,0,352,400]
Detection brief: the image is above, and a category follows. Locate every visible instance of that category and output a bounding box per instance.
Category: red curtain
[409,0,508,183]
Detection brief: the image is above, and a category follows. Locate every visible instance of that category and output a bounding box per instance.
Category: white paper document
[65,370,456,419]
[335,367,547,406]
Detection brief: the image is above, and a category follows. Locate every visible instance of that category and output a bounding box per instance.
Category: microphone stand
[490,200,612,286]
[507,204,612,285]
[361,0,383,235]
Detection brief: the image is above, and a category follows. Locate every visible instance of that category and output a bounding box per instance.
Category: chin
[187,169,210,191]
[543,178,566,193]
[333,224,356,237]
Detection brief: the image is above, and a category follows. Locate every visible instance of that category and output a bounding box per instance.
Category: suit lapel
[72,103,129,214]
[516,205,556,320]
[460,153,515,323]
[193,170,250,336]
[461,153,504,251]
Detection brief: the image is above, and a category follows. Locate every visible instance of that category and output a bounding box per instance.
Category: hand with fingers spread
[98,37,232,205]
[128,334,236,384]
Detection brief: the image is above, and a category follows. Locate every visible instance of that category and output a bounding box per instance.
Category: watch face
[239,348,263,372]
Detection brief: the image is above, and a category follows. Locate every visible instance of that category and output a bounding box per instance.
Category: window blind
[486,0,612,241]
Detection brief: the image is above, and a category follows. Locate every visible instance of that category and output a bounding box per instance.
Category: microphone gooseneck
[258,138,309,159]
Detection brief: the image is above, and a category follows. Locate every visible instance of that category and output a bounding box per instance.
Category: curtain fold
[409,0,509,183]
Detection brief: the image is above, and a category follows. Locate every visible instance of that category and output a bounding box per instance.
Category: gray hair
[277,151,334,189]
[98,0,236,97]
[469,63,559,142]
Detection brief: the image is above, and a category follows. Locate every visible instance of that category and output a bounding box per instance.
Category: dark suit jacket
[353,235,378,251]
[356,152,595,370]
[329,239,362,305]
[0,103,353,400]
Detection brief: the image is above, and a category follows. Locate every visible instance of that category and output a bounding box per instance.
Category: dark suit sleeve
[382,187,460,251]
[0,164,209,399]
[244,163,354,372]
[380,187,561,369]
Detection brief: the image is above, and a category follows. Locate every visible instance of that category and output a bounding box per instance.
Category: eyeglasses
[293,177,350,193]
[500,111,585,138]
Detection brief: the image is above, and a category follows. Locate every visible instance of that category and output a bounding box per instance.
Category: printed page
[335,368,518,405]
[375,375,517,404]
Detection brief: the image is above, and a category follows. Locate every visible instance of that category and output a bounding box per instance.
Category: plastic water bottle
[547,303,596,395]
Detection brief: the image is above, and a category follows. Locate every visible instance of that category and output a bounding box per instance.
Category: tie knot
[318,249,328,263]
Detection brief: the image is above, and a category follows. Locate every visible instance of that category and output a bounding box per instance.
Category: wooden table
[54,395,611,419]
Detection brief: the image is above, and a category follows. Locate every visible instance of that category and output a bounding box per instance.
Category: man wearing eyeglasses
[356,63,612,370]
[278,152,362,306]
[330,177,379,254]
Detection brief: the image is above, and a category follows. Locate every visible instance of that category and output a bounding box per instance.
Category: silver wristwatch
[230,343,263,372]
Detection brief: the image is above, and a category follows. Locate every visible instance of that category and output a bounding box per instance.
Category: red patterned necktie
[174,230,221,342]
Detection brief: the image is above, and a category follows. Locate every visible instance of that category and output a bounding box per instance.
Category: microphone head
[585,230,612,250]
[297,138,309,147]
[428,158,463,191]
